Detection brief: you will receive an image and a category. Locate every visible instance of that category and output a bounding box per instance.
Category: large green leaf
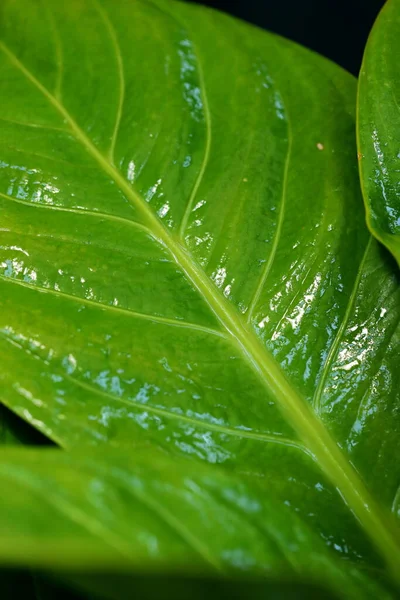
[357,0,400,265]
[0,0,399,595]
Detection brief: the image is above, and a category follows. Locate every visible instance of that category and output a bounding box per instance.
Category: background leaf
[0,0,399,596]
[0,448,392,598]
[0,363,54,598]
[357,0,400,264]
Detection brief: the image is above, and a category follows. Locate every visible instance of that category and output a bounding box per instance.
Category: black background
[190,0,385,76]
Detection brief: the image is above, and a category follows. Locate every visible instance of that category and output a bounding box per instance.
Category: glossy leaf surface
[357,0,400,265]
[0,0,399,595]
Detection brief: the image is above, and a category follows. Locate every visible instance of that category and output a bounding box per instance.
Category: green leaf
[0,0,399,594]
[357,0,400,265]
[0,448,393,598]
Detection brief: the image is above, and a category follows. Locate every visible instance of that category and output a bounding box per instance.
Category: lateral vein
[0,275,226,339]
[0,190,158,241]
[93,0,125,163]
[63,372,309,454]
[246,114,292,323]
[178,41,212,239]
[312,237,372,414]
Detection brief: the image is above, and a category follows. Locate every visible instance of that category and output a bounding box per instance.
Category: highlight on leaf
[357,0,400,265]
[0,0,399,598]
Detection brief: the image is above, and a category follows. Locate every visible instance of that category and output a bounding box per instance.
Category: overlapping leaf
[358,0,400,265]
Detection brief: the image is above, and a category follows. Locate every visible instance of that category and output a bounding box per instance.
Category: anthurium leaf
[357,0,400,265]
[0,448,392,599]
[0,0,399,594]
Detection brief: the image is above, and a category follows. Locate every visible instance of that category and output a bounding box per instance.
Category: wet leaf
[357,0,400,265]
[0,0,399,596]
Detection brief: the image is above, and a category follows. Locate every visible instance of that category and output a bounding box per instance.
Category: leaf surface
[357,0,400,264]
[0,0,399,593]
[0,448,392,598]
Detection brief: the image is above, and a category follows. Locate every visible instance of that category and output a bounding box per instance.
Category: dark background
[190,0,385,75]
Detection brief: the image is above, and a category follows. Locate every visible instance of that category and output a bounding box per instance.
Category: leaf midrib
[0,39,399,578]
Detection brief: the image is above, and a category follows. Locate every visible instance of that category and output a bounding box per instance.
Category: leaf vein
[64,372,308,454]
[0,191,157,240]
[43,1,63,99]
[312,237,372,414]
[93,0,125,163]
[0,275,226,339]
[178,41,212,239]
[246,116,292,323]
[1,37,399,574]
[0,468,159,561]
[0,116,68,133]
